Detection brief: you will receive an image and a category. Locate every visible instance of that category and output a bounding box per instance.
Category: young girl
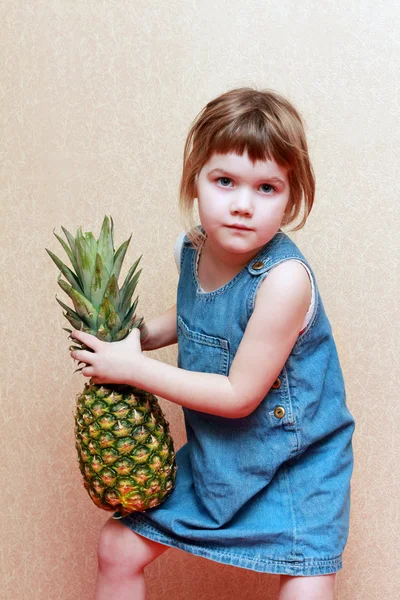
[71,87,355,600]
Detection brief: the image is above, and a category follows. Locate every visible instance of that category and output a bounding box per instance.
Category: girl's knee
[279,573,336,600]
[97,518,167,576]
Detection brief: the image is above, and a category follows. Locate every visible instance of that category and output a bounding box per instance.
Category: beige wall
[1,1,399,598]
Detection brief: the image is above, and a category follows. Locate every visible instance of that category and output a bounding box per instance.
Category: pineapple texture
[75,383,176,515]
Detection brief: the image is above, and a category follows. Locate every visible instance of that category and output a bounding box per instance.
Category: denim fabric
[121,230,356,576]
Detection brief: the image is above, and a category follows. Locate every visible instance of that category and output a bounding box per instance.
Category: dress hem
[119,513,343,576]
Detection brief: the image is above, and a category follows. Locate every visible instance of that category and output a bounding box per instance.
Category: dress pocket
[177,316,230,376]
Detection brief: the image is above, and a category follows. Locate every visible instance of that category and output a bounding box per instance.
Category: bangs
[209,111,294,167]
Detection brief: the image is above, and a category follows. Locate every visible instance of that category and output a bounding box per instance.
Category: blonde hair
[179,87,315,248]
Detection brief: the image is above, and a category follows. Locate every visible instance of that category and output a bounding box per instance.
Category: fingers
[70,349,95,363]
[71,330,101,350]
[82,366,95,377]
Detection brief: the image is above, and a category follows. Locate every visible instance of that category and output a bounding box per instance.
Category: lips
[226,224,252,231]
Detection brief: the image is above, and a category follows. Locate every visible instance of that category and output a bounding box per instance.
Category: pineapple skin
[75,382,177,516]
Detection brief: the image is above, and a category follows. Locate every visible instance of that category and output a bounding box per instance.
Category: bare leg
[279,574,336,600]
[95,517,168,600]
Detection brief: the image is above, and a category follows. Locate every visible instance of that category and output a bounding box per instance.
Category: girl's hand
[70,329,143,386]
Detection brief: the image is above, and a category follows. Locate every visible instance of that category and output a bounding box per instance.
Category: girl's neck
[197,237,262,293]
[203,231,266,267]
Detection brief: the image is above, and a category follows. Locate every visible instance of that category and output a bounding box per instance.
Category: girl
[71,87,355,600]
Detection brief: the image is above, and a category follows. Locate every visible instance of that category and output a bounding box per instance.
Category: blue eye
[216,178,276,193]
[261,184,275,193]
[218,177,232,186]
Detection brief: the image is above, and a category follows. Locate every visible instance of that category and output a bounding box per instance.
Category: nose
[230,189,253,217]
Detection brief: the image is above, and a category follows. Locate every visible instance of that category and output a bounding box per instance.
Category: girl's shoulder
[174,227,203,272]
[173,231,187,272]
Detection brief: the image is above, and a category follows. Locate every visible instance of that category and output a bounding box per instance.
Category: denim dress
[121,229,356,576]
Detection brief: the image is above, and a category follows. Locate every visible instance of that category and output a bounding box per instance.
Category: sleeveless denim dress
[121,230,356,576]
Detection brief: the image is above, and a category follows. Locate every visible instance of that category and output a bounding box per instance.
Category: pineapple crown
[46,216,143,352]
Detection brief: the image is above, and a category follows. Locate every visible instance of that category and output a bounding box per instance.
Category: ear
[281,199,292,227]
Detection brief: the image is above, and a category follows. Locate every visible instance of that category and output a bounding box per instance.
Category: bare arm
[129,261,311,418]
[140,304,177,350]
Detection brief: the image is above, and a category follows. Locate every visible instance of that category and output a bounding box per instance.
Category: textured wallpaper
[1,1,399,599]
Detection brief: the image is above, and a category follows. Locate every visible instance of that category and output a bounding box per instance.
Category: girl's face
[195,151,290,261]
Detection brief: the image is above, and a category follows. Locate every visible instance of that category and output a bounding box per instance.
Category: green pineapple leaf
[57,278,98,330]
[119,269,142,316]
[85,232,98,259]
[50,216,147,352]
[122,314,139,333]
[97,296,113,328]
[121,297,139,329]
[97,216,114,277]
[114,327,130,341]
[61,226,76,255]
[46,249,84,293]
[90,252,110,311]
[97,324,113,342]
[75,228,96,298]
[111,235,132,284]
[104,274,120,311]
[53,231,81,282]
[119,256,142,308]
[55,296,86,330]
[106,311,122,337]
[64,312,85,330]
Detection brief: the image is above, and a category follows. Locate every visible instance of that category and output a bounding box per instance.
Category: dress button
[274,406,285,419]
[252,261,265,270]
[272,377,281,389]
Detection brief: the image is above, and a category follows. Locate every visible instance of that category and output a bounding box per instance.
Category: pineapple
[46,216,177,516]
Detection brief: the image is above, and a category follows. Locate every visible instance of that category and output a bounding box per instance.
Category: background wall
[1,1,399,599]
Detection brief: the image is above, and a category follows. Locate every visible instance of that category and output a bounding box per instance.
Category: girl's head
[179,87,315,247]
